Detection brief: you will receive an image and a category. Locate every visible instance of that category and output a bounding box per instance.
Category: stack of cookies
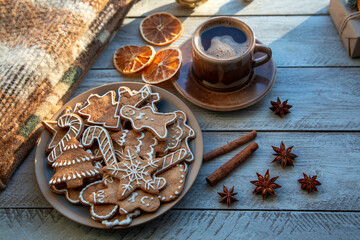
[42,85,196,227]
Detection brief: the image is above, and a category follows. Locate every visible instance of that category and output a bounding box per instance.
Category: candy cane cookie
[82,126,117,166]
[47,113,84,164]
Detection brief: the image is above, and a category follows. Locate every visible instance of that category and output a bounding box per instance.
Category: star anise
[298,173,321,193]
[250,169,281,199]
[272,141,298,168]
[269,97,292,118]
[217,185,238,207]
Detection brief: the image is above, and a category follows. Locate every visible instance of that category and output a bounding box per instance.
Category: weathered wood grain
[128,0,329,17]
[1,132,359,211]
[71,68,360,131]
[93,16,360,69]
[0,209,359,239]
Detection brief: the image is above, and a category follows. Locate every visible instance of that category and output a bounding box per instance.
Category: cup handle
[252,44,272,68]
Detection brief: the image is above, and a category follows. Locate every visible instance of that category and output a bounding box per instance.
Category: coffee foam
[204,35,248,59]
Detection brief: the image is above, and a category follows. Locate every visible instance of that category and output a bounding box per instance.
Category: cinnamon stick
[204,130,257,162]
[206,142,259,186]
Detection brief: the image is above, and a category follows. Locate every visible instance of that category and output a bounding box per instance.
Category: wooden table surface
[1,0,360,239]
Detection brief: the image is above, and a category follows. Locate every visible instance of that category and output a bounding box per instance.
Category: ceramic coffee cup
[191,17,272,91]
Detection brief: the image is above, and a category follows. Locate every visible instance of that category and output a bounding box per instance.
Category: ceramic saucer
[172,38,277,111]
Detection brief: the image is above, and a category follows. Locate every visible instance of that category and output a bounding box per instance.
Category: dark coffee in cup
[192,17,272,91]
[199,25,250,60]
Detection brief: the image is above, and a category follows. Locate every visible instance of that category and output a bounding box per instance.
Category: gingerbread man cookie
[120,105,177,140]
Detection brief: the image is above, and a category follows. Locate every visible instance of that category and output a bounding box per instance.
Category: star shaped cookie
[102,146,163,200]
[42,120,67,152]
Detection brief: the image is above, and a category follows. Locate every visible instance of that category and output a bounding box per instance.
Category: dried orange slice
[113,45,156,74]
[140,12,183,46]
[142,47,182,84]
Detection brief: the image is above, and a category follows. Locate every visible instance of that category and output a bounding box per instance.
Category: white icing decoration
[153,176,167,190]
[136,112,145,120]
[141,196,149,205]
[95,190,105,203]
[118,130,129,146]
[162,197,165,200]
[120,208,128,214]
[181,175,184,178]
[128,192,138,203]
[180,180,183,183]
[178,186,182,189]
[175,191,179,195]
[135,132,145,153]
[82,126,117,166]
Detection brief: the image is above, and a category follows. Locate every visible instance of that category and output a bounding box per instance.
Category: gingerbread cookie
[65,102,86,114]
[49,138,101,190]
[118,86,150,107]
[156,148,187,174]
[47,113,85,164]
[137,85,161,111]
[79,179,119,221]
[102,146,163,200]
[78,91,121,130]
[52,186,83,204]
[82,126,118,166]
[101,210,141,228]
[157,163,188,202]
[111,129,158,161]
[42,120,67,152]
[120,105,177,140]
[155,113,185,155]
[90,204,119,221]
[118,189,160,214]
[167,110,196,163]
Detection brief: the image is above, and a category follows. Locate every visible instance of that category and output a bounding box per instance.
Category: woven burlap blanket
[0,0,135,188]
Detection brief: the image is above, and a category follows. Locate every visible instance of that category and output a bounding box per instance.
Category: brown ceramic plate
[173,39,277,111]
[35,82,203,229]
